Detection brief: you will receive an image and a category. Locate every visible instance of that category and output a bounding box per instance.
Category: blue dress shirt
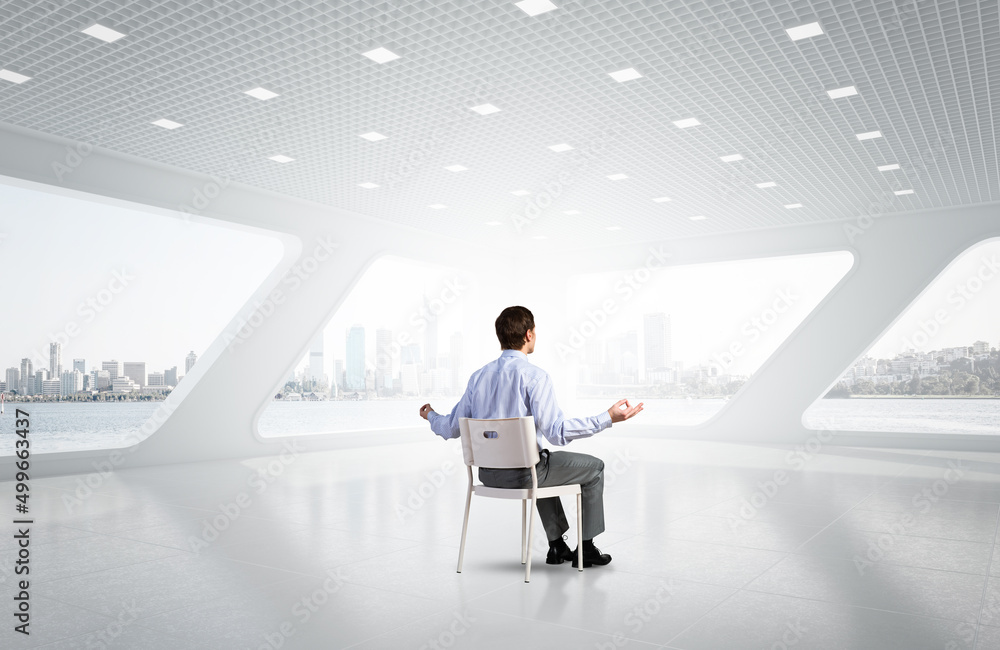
[428,349,613,448]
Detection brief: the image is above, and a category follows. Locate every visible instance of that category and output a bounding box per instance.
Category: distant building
[111,377,137,393]
[60,370,83,395]
[973,340,990,354]
[375,328,393,396]
[73,358,86,373]
[346,325,365,390]
[5,368,19,394]
[164,366,178,386]
[20,358,33,395]
[124,362,146,388]
[450,332,464,394]
[102,360,120,381]
[309,335,325,387]
[41,378,61,396]
[185,351,197,374]
[643,313,672,381]
[148,372,165,387]
[90,369,111,391]
[49,342,62,379]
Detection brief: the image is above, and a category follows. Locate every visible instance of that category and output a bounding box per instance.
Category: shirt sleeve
[427,378,473,440]
[527,372,612,446]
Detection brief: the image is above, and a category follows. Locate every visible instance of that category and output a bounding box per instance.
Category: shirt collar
[500,349,528,361]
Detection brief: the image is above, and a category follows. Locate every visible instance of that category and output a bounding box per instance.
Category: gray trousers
[478,449,605,541]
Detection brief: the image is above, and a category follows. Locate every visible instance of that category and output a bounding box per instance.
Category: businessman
[419,305,643,567]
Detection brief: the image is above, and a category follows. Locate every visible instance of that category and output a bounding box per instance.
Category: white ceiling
[0,0,996,251]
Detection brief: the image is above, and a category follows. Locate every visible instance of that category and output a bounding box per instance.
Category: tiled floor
[2,436,1000,648]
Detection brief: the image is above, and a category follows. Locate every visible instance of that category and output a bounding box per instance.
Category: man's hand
[419,403,434,420]
[608,398,643,424]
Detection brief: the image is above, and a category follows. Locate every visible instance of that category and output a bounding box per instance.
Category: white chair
[456,416,583,582]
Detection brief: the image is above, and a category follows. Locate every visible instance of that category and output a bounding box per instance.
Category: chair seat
[473,483,582,500]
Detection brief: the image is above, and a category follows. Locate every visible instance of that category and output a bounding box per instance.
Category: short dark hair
[495,306,534,350]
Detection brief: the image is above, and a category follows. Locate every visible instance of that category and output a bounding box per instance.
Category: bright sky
[0,182,284,374]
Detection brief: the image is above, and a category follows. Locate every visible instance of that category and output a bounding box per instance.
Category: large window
[804,239,1000,434]
[0,181,285,454]
[560,251,855,426]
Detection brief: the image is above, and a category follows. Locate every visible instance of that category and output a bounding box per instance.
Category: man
[419,305,643,568]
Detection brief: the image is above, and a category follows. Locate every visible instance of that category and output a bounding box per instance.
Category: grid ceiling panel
[0,0,996,251]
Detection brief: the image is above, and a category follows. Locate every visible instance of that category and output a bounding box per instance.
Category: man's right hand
[419,403,434,420]
[608,398,643,424]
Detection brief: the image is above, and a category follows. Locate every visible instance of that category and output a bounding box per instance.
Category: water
[1,398,997,455]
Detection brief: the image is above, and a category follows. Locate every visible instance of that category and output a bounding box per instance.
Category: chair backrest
[459,417,539,469]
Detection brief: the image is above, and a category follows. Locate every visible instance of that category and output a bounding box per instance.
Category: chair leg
[525,495,536,583]
[576,491,583,572]
[521,499,527,564]
[457,480,473,573]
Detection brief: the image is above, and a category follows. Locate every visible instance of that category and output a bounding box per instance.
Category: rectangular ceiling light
[652,196,671,202]
[856,131,882,140]
[245,87,279,100]
[362,47,400,63]
[515,0,558,16]
[151,119,183,129]
[609,68,642,82]
[548,143,574,152]
[607,174,628,180]
[510,190,530,196]
[894,189,914,195]
[359,132,387,141]
[358,182,379,189]
[444,165,468,172]
[82,23,126,42]
[756,182,777,188]
[786,22,823,41]
[878,163,900,171]
[689,215,707,221]
[470,103,501,115]
[269,155,294,163]
[784,203,803,209]
[827,85,857,99]
[720,154,744,162]
[0,69,31,84]
[673,118,701,128]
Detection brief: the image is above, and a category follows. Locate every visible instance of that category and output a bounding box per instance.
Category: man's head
[495,306,535,353]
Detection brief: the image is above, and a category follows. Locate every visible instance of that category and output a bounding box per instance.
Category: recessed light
[515,0,558,16]
[486,220,502,226]
[359,132,388,141]
[786,22,823,41]
[82,23,126,42]
[470,103,501,115]
[856,131,882,141]
[827,86,857,99]
[689,215,707,221]
[532,235,548,240]
[756,182,777,188]
[358,182,379,189]
[362,47,400,63]
[607,173,628,180]
[444,165,468,172]
[151,119,183,129]
[784,203,803,209]
[673,118,701,128]
[878,164,900,171]
[609,68,642,82]
[245,87,279,100]
[894,189,914,195]
[428,203,447,209]
[548,143,574,152]
[511,190,530,196]
[0,69,31,84]
[652,196,672,203]
[269,155,294,163]
[606,226,622,231]
[563,210,580,215]
[720,154,744,162]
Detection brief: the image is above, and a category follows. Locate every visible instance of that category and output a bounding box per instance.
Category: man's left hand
[419,403,434,420]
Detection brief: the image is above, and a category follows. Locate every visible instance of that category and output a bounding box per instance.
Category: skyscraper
[185,351,197,374]
[164,366,178,386]
[102,360,120,381]
[346,325,365,391]
[124,362,147,388]
[20,358,33,395]
[375,328,393,395]
[643,313,672,381]
[308,335,325,387]
[49,342,62,378]
[72,358,86,373]
[5,368,19,395]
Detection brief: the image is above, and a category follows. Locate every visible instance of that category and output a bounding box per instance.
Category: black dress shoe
[546,538,575,565]
[572,542,612,568]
